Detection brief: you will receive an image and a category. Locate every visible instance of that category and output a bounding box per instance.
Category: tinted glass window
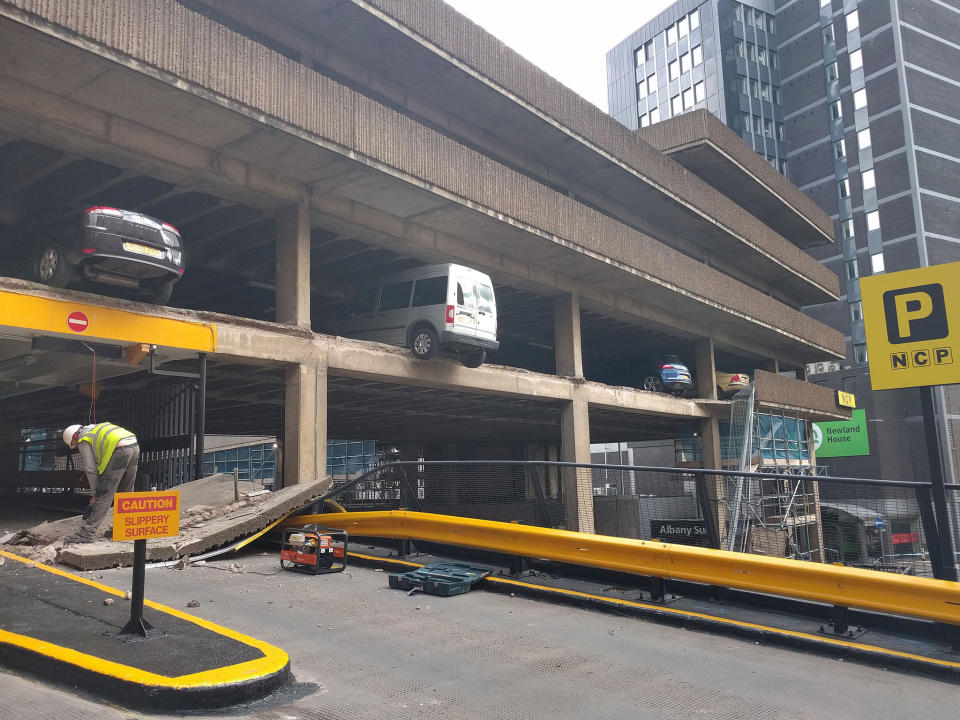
[343,287,377,317]
[412,276,448,307]
[379,281,413,311]
[476,284,495,313]
[456,278,475,307]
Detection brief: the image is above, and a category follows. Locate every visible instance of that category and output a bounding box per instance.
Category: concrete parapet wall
[364,0,838,296]
[637,110,835,243]
[0,0,843,359]
[753,370,850,421]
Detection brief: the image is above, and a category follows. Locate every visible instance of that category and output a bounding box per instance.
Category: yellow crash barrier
[0,290,216,352]
[283,510,960,625]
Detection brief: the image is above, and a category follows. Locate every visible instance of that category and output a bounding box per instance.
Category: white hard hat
[63,424,83,447]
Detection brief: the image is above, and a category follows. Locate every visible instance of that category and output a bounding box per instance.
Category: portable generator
[280,525,348,575]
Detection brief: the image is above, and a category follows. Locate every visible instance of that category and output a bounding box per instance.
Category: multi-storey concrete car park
[0,0,848,534]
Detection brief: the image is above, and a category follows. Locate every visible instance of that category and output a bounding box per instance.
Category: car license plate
[123,241,165,259]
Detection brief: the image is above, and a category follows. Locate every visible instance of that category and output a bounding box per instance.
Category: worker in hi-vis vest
[62,422,140,544]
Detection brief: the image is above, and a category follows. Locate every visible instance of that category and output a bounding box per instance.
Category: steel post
[920,386,958,581]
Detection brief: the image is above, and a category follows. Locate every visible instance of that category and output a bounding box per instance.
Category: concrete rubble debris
[103,598,114,606]
[186,600,201,608]
[2,473,332,571]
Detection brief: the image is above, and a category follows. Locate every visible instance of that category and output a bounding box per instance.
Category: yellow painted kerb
[0,290,216,352]
[0,550,286,688]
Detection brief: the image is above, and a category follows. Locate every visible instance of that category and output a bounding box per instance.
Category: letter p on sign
[883,284,948,344]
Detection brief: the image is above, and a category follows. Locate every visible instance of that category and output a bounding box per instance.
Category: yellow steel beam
[283,510,960,625]
[0,290,216,352]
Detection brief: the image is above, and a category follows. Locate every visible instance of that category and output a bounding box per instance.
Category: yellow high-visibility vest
[78,422,136,474]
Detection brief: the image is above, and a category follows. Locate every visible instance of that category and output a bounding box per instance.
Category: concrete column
[554,294,583,378]
[282,361,327,487]
[275,201,311,328]
[700,415,727,546]
[763,357,780,374]
[0,424,19,479]
[560,398,595,533]
[700,416,722,470]
[694,337,716,400]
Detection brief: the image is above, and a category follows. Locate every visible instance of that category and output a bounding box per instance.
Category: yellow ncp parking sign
[861,262,960,390]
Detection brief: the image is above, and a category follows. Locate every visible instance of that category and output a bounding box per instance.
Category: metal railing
[319,460,959,581]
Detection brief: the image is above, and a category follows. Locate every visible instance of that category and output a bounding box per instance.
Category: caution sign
[861,262,960,390]
[112,490,180,541]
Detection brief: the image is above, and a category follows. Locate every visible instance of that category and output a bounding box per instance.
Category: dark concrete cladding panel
[778,27,824,80]
[916,151,960,198]
[862,26,895,74]
[878,194,916,241]
[860,0,892,35]
[881,238,921,274]
[820,255,844,287]
[804,179,839,217]
[911,109,960,159]
[905,68,960,120]
[921,194,960,239]
[863,68,901,115]
[783,68,831,114]
[788,142,835,188]
[874,150,911,198]
[901,26,960,81]
[784,106,830,155]
[898,0,960,42]
[775,0,820,43]
[868,110,905,159]
[808,230,842,261]
[925,237,960,267]
[803,298,850,336]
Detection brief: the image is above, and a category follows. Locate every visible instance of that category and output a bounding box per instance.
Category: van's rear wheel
[410,325,438,360]
[461,349,486,368]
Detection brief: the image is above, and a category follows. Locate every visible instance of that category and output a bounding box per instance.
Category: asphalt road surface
[1,551,957,719]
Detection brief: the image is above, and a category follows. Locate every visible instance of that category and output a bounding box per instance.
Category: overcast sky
[444,0,674,112]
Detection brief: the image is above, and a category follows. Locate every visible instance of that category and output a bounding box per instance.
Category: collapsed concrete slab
[5,475,331,571]
[63,478,329,570]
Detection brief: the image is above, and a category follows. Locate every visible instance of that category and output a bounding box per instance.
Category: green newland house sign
[812,409,870,458]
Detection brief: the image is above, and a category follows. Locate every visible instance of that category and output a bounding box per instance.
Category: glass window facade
[203,441,276,482]
[327,439,380,477]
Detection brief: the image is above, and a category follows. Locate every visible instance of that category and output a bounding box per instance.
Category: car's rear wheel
[143,279,175,305]
[642,375,664,393]
[34,242,72,287]
[410,325,438,360]
[461,349,486,368]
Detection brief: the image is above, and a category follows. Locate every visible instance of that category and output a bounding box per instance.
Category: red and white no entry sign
[66,311,89,333]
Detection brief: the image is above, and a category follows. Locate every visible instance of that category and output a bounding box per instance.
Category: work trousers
[75,443,141,539]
